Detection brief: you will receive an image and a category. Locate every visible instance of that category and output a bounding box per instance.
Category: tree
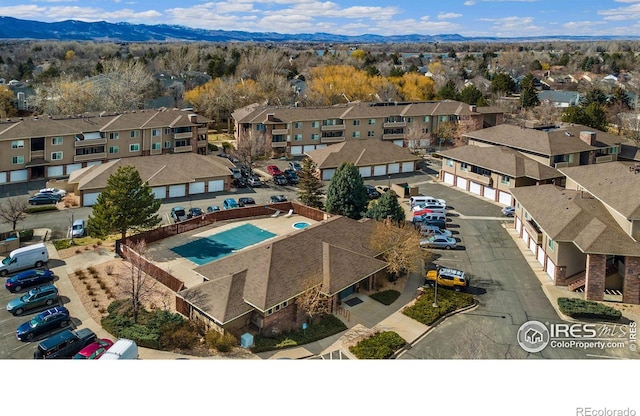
[87,165,162,241]
[369,219,427,280]
[437,79,459,100]
[491,72,516,95]
[295,278,332,323]
[325,163,368,220]
[561,102,607,131]
[234,128,266,174]
[0,85,17,118]
[0,196,29,231]
[519,73,540,109]
[459,84,487,106]
[365,190,405,224]
[119,240,163,324]
[297,158,325,209]
[390,72,435,101]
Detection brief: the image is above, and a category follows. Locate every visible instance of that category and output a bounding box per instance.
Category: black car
[238,197,256,207]
[16,306,70,341]
[234,177,248,188]
[34,328,97,359]
[28,194,60,205]
[273,174,288,186]
[283,169,299,185]
[187,207,204,218]
[270,195,288,203]
[364,185,381,199]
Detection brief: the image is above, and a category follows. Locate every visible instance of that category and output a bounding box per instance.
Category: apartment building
[0,109,210,184]
[232,100,504,157]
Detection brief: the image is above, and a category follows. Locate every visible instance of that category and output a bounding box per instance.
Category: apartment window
[460,162,468,171]
[548,239,555,251]
[164,141,171,149]
[11,140,24,149]
[352,131,361,138]
[501,175,510,185]
[11,156,24,164]
[367,131,375,137]
[446,158,453,167]
[311,133,319,140]
[294,121,303,129]
[151,142,161,150]
[152,129,161,137]
[164,128,171,135]
[109,132,119,140]
[129,144,140,152]
[51,151,63,160]
[255,124,266,131]
[108,146,119,154]
[422,128,429,134]
[130,130,139,139]
[51,137,63,145]
[267,308,273,315]
[368,119,376,125]
[406,117,413,123]
[294,134,303,141]
[423,116,430,122]
[353,120,360,126]
[311,121,320,128]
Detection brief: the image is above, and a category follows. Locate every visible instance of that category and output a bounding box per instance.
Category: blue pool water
[293,222,310,229]
[171,223,277,266]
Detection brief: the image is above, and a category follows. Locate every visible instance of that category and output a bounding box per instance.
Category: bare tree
[119,240,162,324]
[619,111,640,146]
[0,196,29,231]
[234,128,266,174]
[369,219,429,280]
[295,279,332,323]
[97,59,155,112]
[404,122,432,152]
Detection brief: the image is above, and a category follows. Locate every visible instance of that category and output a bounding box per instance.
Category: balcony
[173,145,193,153]
[75,138,107,147]
[320,124,345,132]
[271,141,288,148]
[30,150,45,159]
[173,131,193,140]
[321,136,346,144]
[197,127,209,135]
[383,121,406,128]
[382,133,405,140]
[523,219,543,245]
[74,152,106,162]
[466,171,492,186]
[271,128,289,135]
[196,140,208,148]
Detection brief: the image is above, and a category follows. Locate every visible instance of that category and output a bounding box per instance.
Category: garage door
[83,192,100,206]
[469,181,482,195]
[388,163,400,174]
[515,217,522,233]
[546,258,556,282]
[322,169,335,181]
[484,187,496,202]
[359,166,372,177]
[47,166,64,177]
[529,236,537,254]
[393,140,404,147]
[152,187,166,200]
[401,161,414,173]
[303,145,318,153]
[443,172,455,185]
[189,181,205,195]
[291,146,303,155]
[522,228,529,246]
[0,172,6,184]
[169,184,186,198]
[208,180,224,192]
[66,163,82,174]
[456,177,467,190]
[498,191,512,206]
[373,165,387,176]
[10,169,28,182]
[537,248,545,266]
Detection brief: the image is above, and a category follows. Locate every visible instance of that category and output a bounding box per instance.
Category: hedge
[349,331,406,359]
[557,297,622,321]
[25,205,58,214]
[402,287,475,326]
[18,229,34,241]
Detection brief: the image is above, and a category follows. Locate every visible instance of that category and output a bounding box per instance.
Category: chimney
[267,113,276,122]
[580,131,596,146]
[188,113,197,123]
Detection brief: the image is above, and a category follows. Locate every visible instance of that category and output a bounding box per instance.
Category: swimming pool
[171,223,277,266]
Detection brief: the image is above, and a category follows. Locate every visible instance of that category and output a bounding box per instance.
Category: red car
[266,165,282,176]
[413,208,440,217]
[73,338,114,359]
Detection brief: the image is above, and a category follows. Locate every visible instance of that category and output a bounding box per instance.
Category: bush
[349,331,406,359]
[208,143,219,152]
[18,229,34,241]
[205,330,238,352]
[558,297,622,321]
[251,314,347,353]
[402,287,475,326]
[160,320,201,350]
[53,239,73,250]
[370,290,401,305]
[25,205,58,214]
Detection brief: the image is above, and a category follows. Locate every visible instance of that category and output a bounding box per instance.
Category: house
[437,145,564,206]
[177,216,389,335]
[305,139,421,181]
[537,90,581,108]
[67,152,235,206]
[509,161,640,305]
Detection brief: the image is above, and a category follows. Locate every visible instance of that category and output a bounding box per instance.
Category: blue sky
[0,0,639,37]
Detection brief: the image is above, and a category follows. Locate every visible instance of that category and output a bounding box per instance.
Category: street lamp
[387,174,391,190]
[432,275,439,308]
[69,210,74,245]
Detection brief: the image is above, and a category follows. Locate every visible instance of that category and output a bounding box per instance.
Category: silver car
[420,236,457,250]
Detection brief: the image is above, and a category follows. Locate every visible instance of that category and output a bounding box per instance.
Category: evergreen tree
[87,165,162,241]
[365,190,405,224]
[297,158,324,209]
[491,72,516,95]
[325,163,368,220]
[438,79,459,100]
[459,84,487,106]
[519,73,540,109]
[561,102,608,131]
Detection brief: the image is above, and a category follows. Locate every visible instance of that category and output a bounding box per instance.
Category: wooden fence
[120,244,184,292]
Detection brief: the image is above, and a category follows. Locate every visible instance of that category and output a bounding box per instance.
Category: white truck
[99,338,139,359]
[0,243,49,276]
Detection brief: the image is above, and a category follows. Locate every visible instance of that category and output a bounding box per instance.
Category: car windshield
[29,315,43,328]
[2,256,10,265]
[20,292,34,302]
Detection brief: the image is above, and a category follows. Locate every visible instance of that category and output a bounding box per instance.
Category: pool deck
[145,214,319,289]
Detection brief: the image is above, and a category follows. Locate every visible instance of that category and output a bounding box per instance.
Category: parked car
[413,207,447,216]
[0,243,50,277]
[187,207,204,218]
[28,193,60,205]
[238,197,256,207]
[206,205,220,212]
[409,196,447,208]
[223,198,239,210]
[364,185,381,199]
[425,267,469,292]
[16,306,70,341]
[248,176,262,187]
[170,206,188,223]
[6,284,59,315]
[502,206,515,217]
[37,188,67,198]
[99,338,139,360]
[270,195,287,203]
[418,218,447,230]
[283,169,299,185]
[288,161,302,171]
[420,236,457,250]
[375,185,389,194]
[273,174,288,186]
[238,164,252,178]
[412,203,447,212]
[5,269,55,292]
[73,338,114,359]
[419,225,453,238]
[34,328,98,359]
[229,167,242,180]
[71,219,86,238]
[266,165,282,176]
[234,177,248,188]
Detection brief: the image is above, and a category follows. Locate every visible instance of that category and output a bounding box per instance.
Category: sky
[0,1,640,38]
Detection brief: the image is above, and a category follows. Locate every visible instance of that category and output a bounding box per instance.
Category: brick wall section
[584,253,606,301]
[623,256,640,304]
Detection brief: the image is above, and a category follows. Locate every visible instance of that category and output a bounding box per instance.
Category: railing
[173,132,192,140]
[320,124,345,131]
[383,121,406,128]
[321,136,345,143]
[466,171,492,186]
[173,145,193,153]
[271,141,287,148]
[30,150,44,159]
[523,219,543,244]
[382,133,405,140]
[75,138,107,147]
[74,152,106,162]
[271,128,288,135]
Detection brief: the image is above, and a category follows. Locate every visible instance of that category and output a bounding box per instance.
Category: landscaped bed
[558,297,622,321]
[251,314,347,353]
[402,287,475,326]
[349,331,406,359]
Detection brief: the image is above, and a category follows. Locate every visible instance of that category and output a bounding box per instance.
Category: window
[256,124,266,131]
[164,141,171,149]
[423,116,430,122]
[152,129,161,137]
[11,140,24,149]
[353,120,360,126]
[51,137,63,145]
[311,133,319,140]
[11,156,24,164]
[460,162,468,171]
[548,239,555,251]
[406,117,413,123]
[294,134,303,141]
[267,308,273,315]
[108,146,119,154]
[109,132,119,140]
[352,131,360,138]
[367,131,375,137]
[446,158,453,167]
[294,121,303,129]
[368,119,376,125]
[130,130,139,138]
[501,175,510,185]
[311,121,320,128]
[151,142,161,150]
[51,151,63,160]
[164,128,171,135]
[129,144,140,152]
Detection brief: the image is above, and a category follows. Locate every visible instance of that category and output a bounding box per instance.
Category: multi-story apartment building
[0,109,210,184]
[232,100,504,157]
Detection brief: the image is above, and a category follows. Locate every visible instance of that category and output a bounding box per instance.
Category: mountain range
[0,16,638,43]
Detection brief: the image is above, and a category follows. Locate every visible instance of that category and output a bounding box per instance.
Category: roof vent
[565,131,573,137]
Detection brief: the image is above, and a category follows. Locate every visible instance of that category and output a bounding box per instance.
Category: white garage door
[498,191,512,206]
[388,163,400,174]
[373,165,387,176]
[83,192,100,206]
[537,248,545,266]
[152,187,166,200]
[47,166,64,177]
[546,258,556,282]
[443,172,455,185]
[515,217,522,233]
[469,182,482,195]
[208,180,224,192]
[322,169,335,181]
[189,181,205,194]
[0,172,6,184]
[484,187,496,201]
[522,228,529,246]
[291,146,303,155]
[169,184,186,198]
[529,236,537,254]
[456,177,467,190]
[10,170,28,182]
[393,140,404,147]
[359,166,372,177]
[303,145,317,153]
[401,161,414,173]
[66,163,82,174]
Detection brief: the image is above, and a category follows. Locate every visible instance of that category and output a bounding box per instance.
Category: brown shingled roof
[306,139,420,169]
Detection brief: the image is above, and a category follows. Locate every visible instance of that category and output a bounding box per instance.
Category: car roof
[438,267,466,277]
[29,284,57,292]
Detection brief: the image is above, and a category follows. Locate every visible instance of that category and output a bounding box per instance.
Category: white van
[71,219,86,238]
[99,338,138,359]
[410,196,446,208]
[0,243,49,276]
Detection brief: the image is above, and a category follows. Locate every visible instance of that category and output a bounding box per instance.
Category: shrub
[87,266,98,275]
[105,264,114,275]
[87,289,95,296]
[370,290,401,305]
[75,249,82,254]
[160,320,200,350]
[558,297,622,321]
[349,331,406,359]
[53,239,73,250]
[402,287,475,326]
[208,143,219,152]
[74,269,85,278]
[205,330,238,352]
[24,205,58,214]
[251,314,347,353]
[18,229,34,241]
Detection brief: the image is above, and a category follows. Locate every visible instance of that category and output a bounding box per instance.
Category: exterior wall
[584,253,606,301]
[555,242,587,279]
[260,303,300,334]
[622,256,640,304]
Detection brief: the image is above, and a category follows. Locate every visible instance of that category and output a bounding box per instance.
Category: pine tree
[297,158,325,209]
[325,163,368,220]
[87,165,162,241]
[365,190,406,224]
[519,73,540,109]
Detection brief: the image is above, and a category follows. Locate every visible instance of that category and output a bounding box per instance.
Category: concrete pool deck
[145,214,319,289]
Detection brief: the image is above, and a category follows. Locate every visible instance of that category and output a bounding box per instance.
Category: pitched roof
[437,146,563,180]
[306,139,420,169]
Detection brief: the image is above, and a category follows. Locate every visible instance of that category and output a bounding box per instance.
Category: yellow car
[425,267,469,292]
